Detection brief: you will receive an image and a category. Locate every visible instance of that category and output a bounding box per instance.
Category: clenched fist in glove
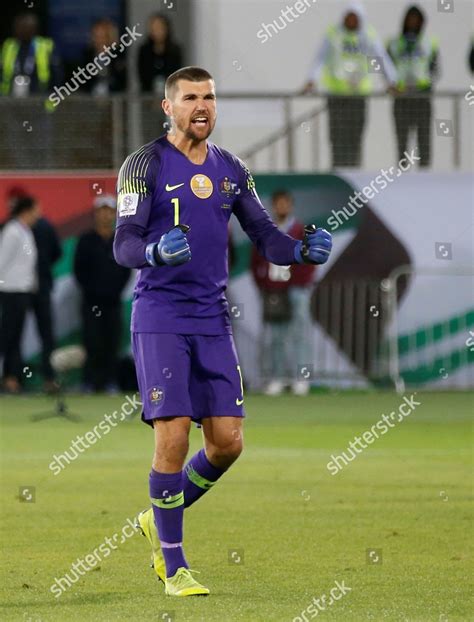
[145,224,191,267]
[294,225,332,265]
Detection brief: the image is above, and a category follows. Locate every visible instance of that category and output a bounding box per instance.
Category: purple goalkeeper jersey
[113,135,298,335]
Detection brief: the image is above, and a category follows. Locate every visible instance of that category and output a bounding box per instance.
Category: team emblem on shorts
[149,387,164,404]
[190,174,213,199]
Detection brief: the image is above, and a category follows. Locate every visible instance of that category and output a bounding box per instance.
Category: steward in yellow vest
[387,5,438,166]
[0,13,61,101]
[303,4,396,167]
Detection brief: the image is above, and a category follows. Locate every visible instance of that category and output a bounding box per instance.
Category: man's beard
[176,118,215,142]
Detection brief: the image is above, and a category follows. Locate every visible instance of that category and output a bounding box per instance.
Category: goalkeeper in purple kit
[113,66,332,597]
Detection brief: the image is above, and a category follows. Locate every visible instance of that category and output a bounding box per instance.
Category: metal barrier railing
[0,91,470,171]
[232,278,392,391]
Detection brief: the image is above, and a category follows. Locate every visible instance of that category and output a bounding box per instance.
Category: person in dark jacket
[31,203,62,391]
[81,18,126,95]
[74,195,130,393]
[137,13,183,94]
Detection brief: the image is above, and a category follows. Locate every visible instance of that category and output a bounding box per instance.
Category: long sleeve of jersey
[113,143,159,269]
[232,160,298,266]
[113,224,148,269]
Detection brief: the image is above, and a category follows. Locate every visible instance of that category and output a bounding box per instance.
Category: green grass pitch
[1,391,472,621]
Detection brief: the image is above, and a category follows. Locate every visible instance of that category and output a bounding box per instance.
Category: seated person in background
[251,191,315,396]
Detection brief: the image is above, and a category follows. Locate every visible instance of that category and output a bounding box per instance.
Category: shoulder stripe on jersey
[117,143,155,200]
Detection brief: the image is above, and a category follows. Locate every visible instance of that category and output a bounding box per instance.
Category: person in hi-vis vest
[387,5,439,167]
[0,12,62,168]
[303,2,396,168]
[0,12,61,97]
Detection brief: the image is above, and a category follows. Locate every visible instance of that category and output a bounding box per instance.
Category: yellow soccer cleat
[136,508,166,583]
[165,567,210,597]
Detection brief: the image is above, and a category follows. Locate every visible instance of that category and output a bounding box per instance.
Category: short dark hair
[165,66,214,99]
[11,195,36,218]
[271,189,292,203]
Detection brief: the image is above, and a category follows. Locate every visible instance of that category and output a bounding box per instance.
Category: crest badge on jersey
[190,174,213,199]
[218,176,240,197]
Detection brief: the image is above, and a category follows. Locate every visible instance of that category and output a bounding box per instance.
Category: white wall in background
[189,0,474,171]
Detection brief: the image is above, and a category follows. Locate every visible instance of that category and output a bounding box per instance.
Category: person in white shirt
[0,196,39,393]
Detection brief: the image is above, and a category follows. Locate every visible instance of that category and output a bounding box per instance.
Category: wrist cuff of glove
[145,243,162,267]
[294,241,306,264]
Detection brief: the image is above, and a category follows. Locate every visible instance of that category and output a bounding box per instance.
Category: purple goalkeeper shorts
[132,332,246,426]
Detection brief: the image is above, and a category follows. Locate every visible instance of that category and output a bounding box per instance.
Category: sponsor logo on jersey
[218,176,240,197]
[190,174,213,199]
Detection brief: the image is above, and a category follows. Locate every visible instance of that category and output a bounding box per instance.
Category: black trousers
[31,290,55,381]
[328,96,366,167]
[81,300,122,390]
[393,97,431,167]
[0,292,30,381]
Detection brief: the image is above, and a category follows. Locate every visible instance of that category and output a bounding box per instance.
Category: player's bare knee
[156,434,189,460]
[207,436,243,467]
[153,438,188,472]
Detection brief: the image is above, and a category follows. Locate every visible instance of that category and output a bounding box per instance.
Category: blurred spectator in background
[73,195,130,393]
[0,13,62,168]
[138,13,182,94]
[138,13,183,142]
[387,5,439,167]
[6,188,62,392]
[81,19,126,95]
[470,37,474,73]
[303,3,396,167]
[0,197,39,393]
[0,12,62,97]
[31,200,62,392]
[251,191,315,396]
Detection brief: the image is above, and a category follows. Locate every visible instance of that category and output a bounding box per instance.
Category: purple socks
[149,469,187,578]
[149,451,225,578]
[183,449,225,508]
